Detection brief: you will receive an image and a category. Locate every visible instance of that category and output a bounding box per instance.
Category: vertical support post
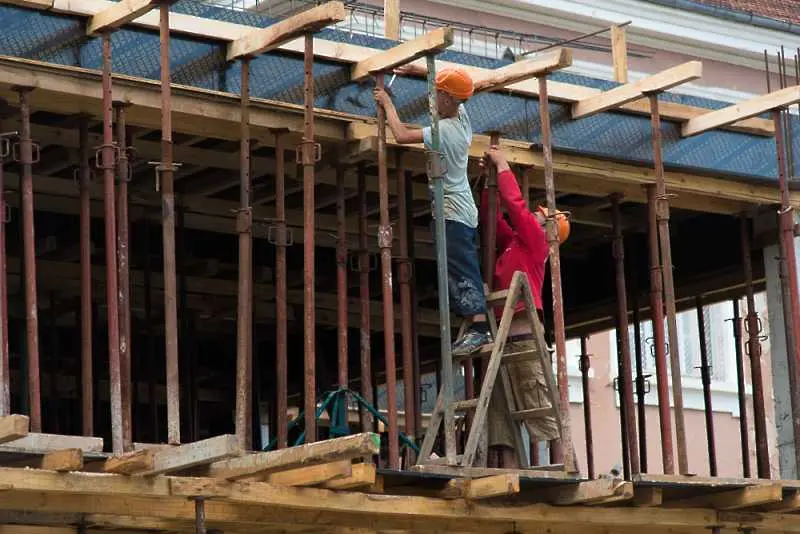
[741,214,770,477]
[427,54,456,464]
[406,169,422,444]
[610,25,628,83]
[397,155,416,464]
[695,296,717,476]
[375,73,399,469]
[646,184,674,474]
[336,165,348,389]
[0,130,10,416]
[383,0,400,40]
[632,282,647,473]
[648,93,688,474]
[15,87,42,433]
[236,58,254,451]
[357,164,373,432]
[484,132,500,287]
[730,298,751,478]
[158,1,181,446]
[143,214,158,442]
[115,102,133,451]
[194,499,206,534]
[578,336,594,479]
[301,33,318,444]
[538,75,574,471]
[273,130,288,450]
[611,194,639,475]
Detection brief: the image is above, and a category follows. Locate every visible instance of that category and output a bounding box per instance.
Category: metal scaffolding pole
[157,2,181,445]
[611,194,639,476]
[336,165,348,389]
[77,118,93,436]
[115,102,133,451]
[274,130,288,449]
[629,245,648,473]
[0,129,12,416]
[648,93,688,474]
[15,87,42,432]
[236,58,254,451]
[730,298,751,478]
[375,73,399,469]
[741,214,769,477]
[695,296,717,476]
[358,163,373,432]
[646,184,674,474]
[301,33,319,444]
[397,157,416,464]
[578,337,594,479]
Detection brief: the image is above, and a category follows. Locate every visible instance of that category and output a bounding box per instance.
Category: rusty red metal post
[236,58,254,451]
[730,297,751,478]
[646,183,674,474]
[301,33,318,444]
[358,163,373,432]
[115,102,133,451]
[375,73,399,469]
[273,130,289,450]
[396,155,416,463]
[484,131,500,286]
[611,194,639,475]
[0,129,11,416]
[648,93,688,474]
[157,2,181,445]
[336,165,348,389]
[695,295,717,476]
[538,75,571,469]
[578,336,594,478]
[77,118,93,437]
[741,214,769,478]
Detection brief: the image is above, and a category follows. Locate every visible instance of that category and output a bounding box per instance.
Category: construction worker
[374,67,491,356]
[476,145,570,468]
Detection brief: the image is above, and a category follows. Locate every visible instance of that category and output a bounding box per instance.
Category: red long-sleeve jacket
[479,168,549,315]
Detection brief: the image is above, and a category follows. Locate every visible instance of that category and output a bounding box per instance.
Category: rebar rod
[646,183,674,474]
[648,93,688,474]
[115,102,133,451]
[579,336,594,479]
[731,298,751,478]
[336,165,348,389]
[236,58,253,451]
[274,130,288,450]
[695,296,717,476]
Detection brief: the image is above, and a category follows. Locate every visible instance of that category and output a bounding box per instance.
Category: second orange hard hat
[435,67,474,101]
[536,206,571,244]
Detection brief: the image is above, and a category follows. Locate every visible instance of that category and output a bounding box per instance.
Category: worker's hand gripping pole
[425,55,457,465]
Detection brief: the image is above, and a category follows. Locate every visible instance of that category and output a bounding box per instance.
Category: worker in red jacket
[476,146,570,469]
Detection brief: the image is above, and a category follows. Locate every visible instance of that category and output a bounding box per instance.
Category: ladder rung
[451,399,479,411]
[486,289,509,307]
[503,349,537,363]
[511,407,553,421]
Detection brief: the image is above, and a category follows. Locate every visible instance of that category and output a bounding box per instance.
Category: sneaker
[452,329,492,357]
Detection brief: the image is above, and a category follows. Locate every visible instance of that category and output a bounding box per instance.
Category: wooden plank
[610,25,628,83]
[86,0,156,35]
[1,433,102,452]
[265,460,352,487]
[760,491,800,512]
[459,474,520,500]
[538,479,634,506]
[0,416,29,445]
[633,486,663,507]
[383,0,400,40]
[104,449,155,475]
[472,49,572,93]
[572,61,702,119]
[38,449,84,471]
[205,433,381,480]
[134,434,241,476]
[410,464,579,481]
[320,463,377,490]
[1,0,53,7]
[682,85,800,137]
[227,1,346,61]
[662,483,783,510]
[351,27,453,80]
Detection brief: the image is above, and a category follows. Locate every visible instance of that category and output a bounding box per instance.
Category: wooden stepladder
[417,271,577,473]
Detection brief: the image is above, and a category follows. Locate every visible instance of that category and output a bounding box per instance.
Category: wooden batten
[472,48,572,93]
[86,0,157,35]
[0,416,29,445]
[351,27,453,80]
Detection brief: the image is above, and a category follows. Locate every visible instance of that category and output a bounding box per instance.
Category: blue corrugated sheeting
[0,0,796,185]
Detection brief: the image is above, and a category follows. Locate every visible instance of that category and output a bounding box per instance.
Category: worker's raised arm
[477,177,514,251]
[374,88,424,145]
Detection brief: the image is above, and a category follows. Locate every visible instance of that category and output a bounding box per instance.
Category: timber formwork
[0,1,798,532]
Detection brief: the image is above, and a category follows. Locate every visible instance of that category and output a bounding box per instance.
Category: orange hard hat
[537,206,570,244]
[435,67,474,101]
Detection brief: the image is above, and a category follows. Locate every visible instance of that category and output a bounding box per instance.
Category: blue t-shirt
[422,104,478,229]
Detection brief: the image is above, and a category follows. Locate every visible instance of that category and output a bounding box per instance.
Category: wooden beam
[1,433,101,452]
[662,483,783,510]
[472,49,572,93]
[383,0,400,40]
[410,465,578,481]
[0,415,29,444]
[204,433,381,480]
[38,449,84,471]
[227,1,346,61]
[682,85,800,137]
[760,491,800,512]
[133,434,241,476]
[265,460,352,487]
[104,449,156,475]
[610,25,628,83]
[86,0,157,35]
[320,463,377,490]
[351,27,453,80]
[572,61,703,119]
[535,479,634,506]
[633,486,663,507]
[442,474,520,500]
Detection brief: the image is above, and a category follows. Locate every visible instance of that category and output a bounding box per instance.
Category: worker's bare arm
[374,88,425,144]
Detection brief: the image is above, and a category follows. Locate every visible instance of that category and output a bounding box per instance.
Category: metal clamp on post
[93,143,120,169]
[267,222,294,247]
[12,140,41,164]
[0,131,17,159]
[655,193,677,221]
[296,141,322,165]
[578,353,591,374]
[377,223,393,250]
[426,150,447,180]
[235,207,253,234]
[118,146,136,183]
[694,364,712,385]
[348,251,378,273]
[395,255,414,283]
[147,161,183,192]
[635,374,652,395]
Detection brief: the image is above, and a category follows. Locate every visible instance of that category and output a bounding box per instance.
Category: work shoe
[452,329,492,357]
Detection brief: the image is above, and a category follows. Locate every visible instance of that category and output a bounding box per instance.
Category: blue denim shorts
[431,219,487,317]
